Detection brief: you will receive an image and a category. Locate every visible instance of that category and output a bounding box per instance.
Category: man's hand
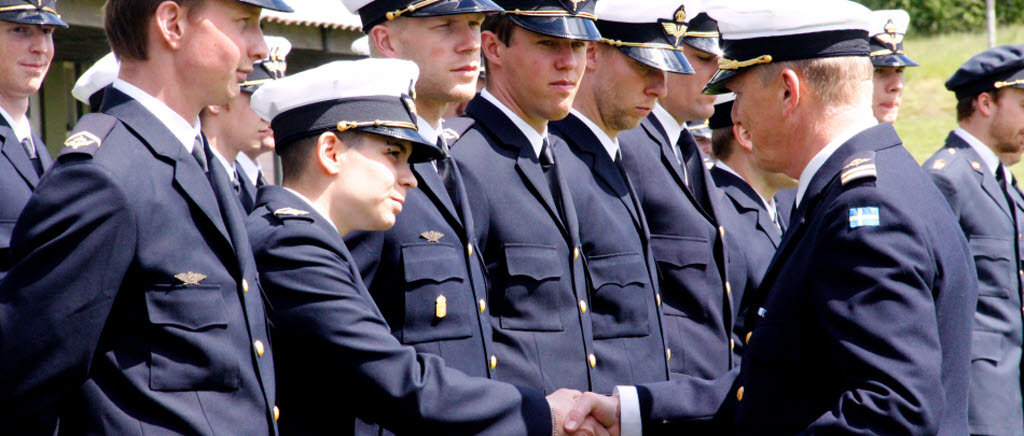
[563,392,620,436]
[547,389,612,436]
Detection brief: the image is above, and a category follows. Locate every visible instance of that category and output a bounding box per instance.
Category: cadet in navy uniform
[566,2,977,435]
[0,0,65,276]
[614,4,745,383]
[551,0,706,393]
[339,0,504,395]
[246,59,598,436]
[707,93,797,358]
[869,9,918,124]
[0,0,293,434]
[447,0,601,395]
[922,44,1024,436]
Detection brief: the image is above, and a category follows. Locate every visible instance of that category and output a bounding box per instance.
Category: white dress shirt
[112,79,202,152]
[481,89,547,158]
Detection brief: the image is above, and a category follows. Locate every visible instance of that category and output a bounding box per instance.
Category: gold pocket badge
[420,231,444,243]
[435,295,447,318]
[175,271,207,286]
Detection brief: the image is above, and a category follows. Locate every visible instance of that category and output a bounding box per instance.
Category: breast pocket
[145,285,239,391]
[969,236,1013,299]
[500,244,565,331]
[400,243,473,344]
[650,235,710,320]
[586,252,651,339]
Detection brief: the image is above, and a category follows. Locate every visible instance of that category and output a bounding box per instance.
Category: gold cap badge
[660,5,688,47]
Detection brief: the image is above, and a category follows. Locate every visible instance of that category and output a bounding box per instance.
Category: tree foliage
[857,0,1024,35]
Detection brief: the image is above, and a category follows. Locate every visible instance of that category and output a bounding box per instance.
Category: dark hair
[482,14,516,46]
[104,0,200,61]
[957,89,1002,122]
[279,130,365,181]
[710,126,734,160]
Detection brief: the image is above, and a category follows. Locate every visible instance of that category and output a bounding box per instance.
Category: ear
[976,92,997,118]
[369,24,399,58]
[153,1,187,51]
[733,123,754,152]
[779,68,801,118]
[480,31,503,69]
[317,131,346,176]
[585,42,599,72]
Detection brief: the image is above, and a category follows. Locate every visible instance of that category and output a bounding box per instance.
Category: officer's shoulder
[441,116,477,146]
[269,206,316,225]
[839,150,877,188]
[923,147,974,179]
[58,113,118,161]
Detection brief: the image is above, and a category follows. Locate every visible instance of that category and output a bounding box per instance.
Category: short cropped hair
[711,126,735,160]
[279,130,364,181]
[104,0,200,61]
[482,14,516,46]
[956,89,1002,122]
[755,56,873,113]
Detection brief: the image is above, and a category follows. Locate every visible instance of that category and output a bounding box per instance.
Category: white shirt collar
[283,187,338,233]
[795,115,878,208]
[209,146,236,182]
[716,160,777,222]
[570,108,619,161]
[113,79,201,152]
[235,153,262,186]
[416,115,440,145]
[481,89,547,158]
[651,103,683,145]
[0,104,32,142]
[954,127,1004,179]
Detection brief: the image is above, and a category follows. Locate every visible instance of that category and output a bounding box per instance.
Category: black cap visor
[871,53,919,67]
[619,45,693,75]
[358,126,442,163]
[0,10,67,27]
[683,36,721,57]
[508,14,601,42]
[703,68,741,95]
[240,0,293,13]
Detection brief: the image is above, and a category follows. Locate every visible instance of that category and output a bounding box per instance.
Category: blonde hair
[755,56,873,112]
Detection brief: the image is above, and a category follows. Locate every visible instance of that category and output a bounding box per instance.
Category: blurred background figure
[869,9,919,123]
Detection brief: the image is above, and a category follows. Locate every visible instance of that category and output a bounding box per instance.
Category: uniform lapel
[947,133,1013,221]
[32,132,52,171]
[715,167,781,247]
[0,124,40,188]
[412,162,465,233]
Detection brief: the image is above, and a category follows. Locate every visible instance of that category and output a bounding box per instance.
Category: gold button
[273,405,280,421]
[725,282,732,295]
[254,340,265,357]
[478,299,486,313]
[1019,269,1022,278]
[588,354,597,367]
[467,243,474,256]
[1018,233,1022,241]
[745,331,752,344]
[730,338,735,350]
[579,300,587,313]
[736,386,744,401]
[719,226,726,239]
[656,293,662,306]
[574,247,580,260]
[666,348,671,361]
[242,279,249,293]
[490,355,497,369]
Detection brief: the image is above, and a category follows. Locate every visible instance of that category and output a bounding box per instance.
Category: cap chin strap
[0,4,60,16]
[995,79,1024,89]
[385,0,444,21]
[718,55,773,70]
[506,9,597,20]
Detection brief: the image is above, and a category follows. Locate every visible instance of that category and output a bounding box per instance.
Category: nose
[399,163,418,189]
[29,27,53,55]
[554,43,581,71]
[249,29,270,65]
[889,74,904,93]
[647,69,668,99]
[454,22,481,54]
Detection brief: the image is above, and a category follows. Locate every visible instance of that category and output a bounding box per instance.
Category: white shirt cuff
[613,385,642,436]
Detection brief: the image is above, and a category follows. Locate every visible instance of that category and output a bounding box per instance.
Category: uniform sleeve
[342,229,386,286]
[252,223,551,436]
[0,160,137,432]
[801,188,944,434]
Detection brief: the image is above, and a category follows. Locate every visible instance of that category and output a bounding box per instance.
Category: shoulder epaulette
[274,207,312,219]
[440,116,477,149]
[840,150,877,186]
[59,113,118,158]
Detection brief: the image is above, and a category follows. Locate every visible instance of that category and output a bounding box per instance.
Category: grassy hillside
[897,25,1024,178]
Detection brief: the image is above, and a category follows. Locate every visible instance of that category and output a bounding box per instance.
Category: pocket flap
[146,285,227,331]
[650,235,709,268]
[587,252,647,289]
[505,244,561,281]
[971,330,1005,362]
[969,237,1012,261]
[402,243,462,283]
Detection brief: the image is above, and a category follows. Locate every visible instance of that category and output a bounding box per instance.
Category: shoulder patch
[59,113,118,159]
[274,207,310,218]
[840,151,877,186]
[441,116,477,149]
[931,159,947,170]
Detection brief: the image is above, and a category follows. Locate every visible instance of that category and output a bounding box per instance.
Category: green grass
[897,25,1024,178]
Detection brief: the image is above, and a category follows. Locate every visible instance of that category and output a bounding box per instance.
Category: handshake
[546,389,624,436]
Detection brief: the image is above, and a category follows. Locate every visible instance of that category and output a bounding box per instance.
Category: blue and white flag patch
[849,207,880,228]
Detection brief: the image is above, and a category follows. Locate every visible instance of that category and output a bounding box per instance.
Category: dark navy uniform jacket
[449,96,596,394]
[247,186,551,436]
[0,88,278,435]
[635,124,976,435]
[617,114,737,380]
[0,116,51,275]
[923,131,1024,436]
[550,112,669,393]
[344,144,494,382]
[710,166,782,358]
[236,162,258,213]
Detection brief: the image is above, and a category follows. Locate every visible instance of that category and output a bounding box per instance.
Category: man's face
[180,0,268,108]
[219,92,272,157]
[662,45,719,122]
[389,14,485,106]
[487,26,587,122]
[0,21,54,105]
[728,68,790,175]
[332,134,418,231]
[589,46,667,132]
[872,66,905,123]
[988,87,1024,160]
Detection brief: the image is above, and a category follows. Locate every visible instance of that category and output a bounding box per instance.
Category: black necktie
[997,164,1018,229]
[22,137,43,176]
[539,138,565,218]
[434,136,461,206]
[191,135,209,172]
[256,170,268,187]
